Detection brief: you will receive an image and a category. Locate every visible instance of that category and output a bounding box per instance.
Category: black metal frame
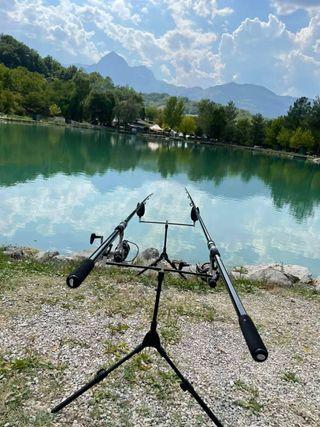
[52,190,268,426]
[137,220,189,278]
[51,269,223,426]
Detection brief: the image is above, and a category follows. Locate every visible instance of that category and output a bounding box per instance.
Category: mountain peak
[85,52,295,117]
[98,51,128,66]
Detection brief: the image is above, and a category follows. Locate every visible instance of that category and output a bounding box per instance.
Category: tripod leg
[157,346,223,427]
[51,343,144,413]
[165,257,187,280]
[137,256,162,276]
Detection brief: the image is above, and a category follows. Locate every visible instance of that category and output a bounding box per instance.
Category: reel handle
[66,258,95,288]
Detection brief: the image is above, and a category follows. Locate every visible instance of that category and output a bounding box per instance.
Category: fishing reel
[196,262,220,288]
[113,240,130,263]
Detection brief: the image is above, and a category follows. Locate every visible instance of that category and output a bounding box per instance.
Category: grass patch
[233,379,263,414]
[103,339,130,359]
[234,379,259,397]
[234,397,264,414]
[123,352,153,384]
[0,353,56,426]
[109,322,130,336]
[282,371,300,383]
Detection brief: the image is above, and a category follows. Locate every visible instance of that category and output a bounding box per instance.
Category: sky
[1,0,320,97]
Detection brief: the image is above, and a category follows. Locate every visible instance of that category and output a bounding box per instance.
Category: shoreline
[2,245,319,291]
[1,114,320,164]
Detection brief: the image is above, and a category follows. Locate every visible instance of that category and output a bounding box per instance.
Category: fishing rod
[185,188,268,363]
[66,193,153,288]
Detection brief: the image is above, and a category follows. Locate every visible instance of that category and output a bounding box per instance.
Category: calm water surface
[1,123,320,274]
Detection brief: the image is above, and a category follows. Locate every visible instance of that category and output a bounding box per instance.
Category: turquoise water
[0,123,320,274]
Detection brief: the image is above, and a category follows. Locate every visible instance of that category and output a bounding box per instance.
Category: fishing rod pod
[185,188,268,363]
[66,193,153,288]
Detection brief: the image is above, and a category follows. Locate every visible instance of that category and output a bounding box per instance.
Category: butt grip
[66,258,95,288]
[239,315,268,362]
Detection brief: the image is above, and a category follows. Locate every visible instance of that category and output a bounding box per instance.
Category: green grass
[282,371,300,383]
[234,379,259,397]
[234,397,264,414]
[103,339,130,359]
[0,354,56,426]
[233,379,263,414]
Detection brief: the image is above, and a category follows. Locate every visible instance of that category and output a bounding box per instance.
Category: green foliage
[250,113,265,146]
[163,96,184,129]
[286,97,312,129]
[49,103,61,117]
[264,116,285,148]
[197,99,227,139]
[113,99,141,125]
[145,105,158,121]
[236,118,251,145]
[0,34,144,124]
[1,34,320,155]
[84,90,115,124]
[179,115,196,135]
[282,371,300,383]
[290,127,315,153]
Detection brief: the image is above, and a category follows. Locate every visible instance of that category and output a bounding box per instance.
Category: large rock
[34,250,59,262]
[52,254,74,263]
[314,277,320,293]
[140,248,159,261]
[231,263,313,287]
[2,245,38,259]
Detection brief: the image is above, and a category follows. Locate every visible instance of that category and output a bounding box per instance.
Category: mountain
[86,52,295,118]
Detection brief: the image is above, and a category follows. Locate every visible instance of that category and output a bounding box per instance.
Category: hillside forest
[0,34,320,154]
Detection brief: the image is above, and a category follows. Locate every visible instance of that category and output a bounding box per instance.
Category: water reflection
[0,123,320,274]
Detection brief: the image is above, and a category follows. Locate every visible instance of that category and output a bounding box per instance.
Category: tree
[286,97,312,129]
[250,114,265,146]
[23,91,49,115]
[163,96,184,129]
[277,127,292,150]
[223,101,238,142]
[264,117,285,148]
[49,103,61,117]
[235,118,251,145]
[113,100,141,125]
[145,105,158,122]
[0,89,15,113]
[225,101,237,122]
[84,91,115,124]
[66,71,90,121]
[290,128,315,153]
[179,115,196,135]
[197,99,226,139]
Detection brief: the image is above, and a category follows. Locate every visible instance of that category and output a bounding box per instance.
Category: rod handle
[239,315,268,362]
[66,258,95,288]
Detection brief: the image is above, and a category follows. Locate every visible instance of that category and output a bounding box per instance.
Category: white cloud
[5,0,102,62]
[192,0,233,19]
[109,0,141,24]
[271,0,320,15]
[218,13,320,97]
[1,0,320,96]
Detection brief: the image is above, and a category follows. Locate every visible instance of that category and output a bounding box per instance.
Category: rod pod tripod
[137,220,187,279]
[51,270,223,426]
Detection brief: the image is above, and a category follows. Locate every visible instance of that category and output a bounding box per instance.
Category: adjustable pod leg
[157,346,223,427]
[164,256,187,279]
[51,344,144,413]
[136,255,162,276]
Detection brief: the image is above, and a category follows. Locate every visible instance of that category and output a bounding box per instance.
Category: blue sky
[1,0,320,97]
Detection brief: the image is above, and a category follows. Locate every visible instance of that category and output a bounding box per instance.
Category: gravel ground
[0,260,319,427]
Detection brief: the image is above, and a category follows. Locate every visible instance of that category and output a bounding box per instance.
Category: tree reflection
[0,123,319,221]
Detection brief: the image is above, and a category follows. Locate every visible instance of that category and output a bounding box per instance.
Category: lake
[1,123,320,275]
